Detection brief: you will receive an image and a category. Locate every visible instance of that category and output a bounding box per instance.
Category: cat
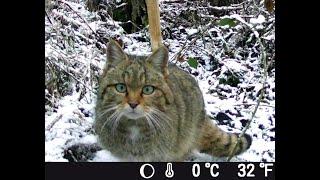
[94,39,252,161]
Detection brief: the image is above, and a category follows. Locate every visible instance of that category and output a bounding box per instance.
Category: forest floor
[45,0,275,162]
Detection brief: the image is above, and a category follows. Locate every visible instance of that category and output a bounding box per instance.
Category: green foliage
[187,57,198,68]
[218,18,237,27]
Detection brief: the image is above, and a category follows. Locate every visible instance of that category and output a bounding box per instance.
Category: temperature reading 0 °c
[192,163,219,177]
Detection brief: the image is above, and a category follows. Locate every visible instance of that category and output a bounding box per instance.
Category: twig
[56,1,128,46]
[196,46,238,86]
[57,0,100,37]
[47,58,95,93]
[233,102,274,108]
[227,77,266,161]
[57,0,109,47]
[227,14,269,162]
[67,150,78,162]
[207,93,229,100]
[45,114,63,131]
[45,10,53,25]
[122,20,142,31]
[170,23,212,63]
[162,0,185,4]
[198,6,242,12]
[231,1,247,7]
[115,3,128,9]
[251,0,261,11]
[47,40,103,74]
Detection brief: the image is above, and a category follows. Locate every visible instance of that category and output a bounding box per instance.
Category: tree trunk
[145,0,163,52]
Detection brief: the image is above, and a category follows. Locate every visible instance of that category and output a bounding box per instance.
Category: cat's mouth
[123,108,145,119]
[121,105,146,120]
[124,112,144,119]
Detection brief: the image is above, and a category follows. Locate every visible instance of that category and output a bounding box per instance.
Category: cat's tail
[197,117,252,157]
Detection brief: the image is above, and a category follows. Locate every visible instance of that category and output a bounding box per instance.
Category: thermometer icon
[165,163,174,178]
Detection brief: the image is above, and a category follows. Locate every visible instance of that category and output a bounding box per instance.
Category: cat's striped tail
[197,117,252,157]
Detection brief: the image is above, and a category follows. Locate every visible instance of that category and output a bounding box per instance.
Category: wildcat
[94,40,252,161]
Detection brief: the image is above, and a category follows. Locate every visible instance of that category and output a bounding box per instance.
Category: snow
[186,28,198,36]
[250,15,266,24]
[45,0,275,162]
[262,34,274,41]
[222,59,246,73]
[45,90,95,161]
[91,150,120,162]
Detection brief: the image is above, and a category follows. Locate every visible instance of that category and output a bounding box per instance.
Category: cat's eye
[142,85,155,95]
[115,83,127,93]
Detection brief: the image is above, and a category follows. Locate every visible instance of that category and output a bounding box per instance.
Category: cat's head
[98,40,173,122]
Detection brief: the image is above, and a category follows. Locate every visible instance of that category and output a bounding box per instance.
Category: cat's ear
[146,46,169,77]
[105,39,128,69]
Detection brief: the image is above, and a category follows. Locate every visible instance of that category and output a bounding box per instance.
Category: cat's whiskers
[148,113,164,131]
[99,105,123,135]
[149,108,173,130]
[145,114,156,133]
[97,104,118,119]
[144,107,173,134]
[110,111,124,136]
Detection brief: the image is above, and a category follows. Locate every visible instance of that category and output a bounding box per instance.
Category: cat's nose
[129,102,138,109]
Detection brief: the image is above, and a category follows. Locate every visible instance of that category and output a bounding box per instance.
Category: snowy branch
[227,13,269,162]
[47,57,95,93]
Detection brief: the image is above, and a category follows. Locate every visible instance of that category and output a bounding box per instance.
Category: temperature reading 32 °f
[260,163,273,177]
[237,163,274,178]
[238,163,255,177]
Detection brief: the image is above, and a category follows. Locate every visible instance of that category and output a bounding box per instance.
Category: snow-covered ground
[45,0,275,162]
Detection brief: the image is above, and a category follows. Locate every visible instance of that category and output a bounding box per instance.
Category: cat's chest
[127,126,141,141]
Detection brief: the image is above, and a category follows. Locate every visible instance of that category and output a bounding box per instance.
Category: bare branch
[57,0,99,37]
[227,16,269,161]
[45,114,63,131]
[45,10,53,25]
[47,57,95,93]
